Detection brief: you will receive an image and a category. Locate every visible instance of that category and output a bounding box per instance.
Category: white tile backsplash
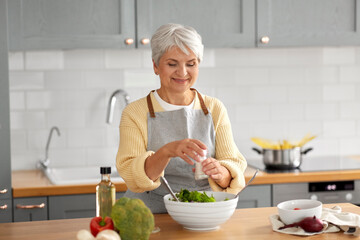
[340,102,360,119]
[340,66,360,83]
[10,111,46,130]
[288,86,323,103]
[84,70,124,89]
[67,129,106,148]
[64,50,105,69]
[323,121,356,137]
[9,47,360,170]
[45,71,85,89]
[10,92,25,110]
[323,84,356,101]
[323,47,356,65]
[9,52,24,70]
[304,67,338,84]
[105,49,142,69]
[270,103,305,121]
[305,103,338,120]
[9,72,44,90]
[26,91,52,110]
[25,51,63,70]
[269,67,305,84]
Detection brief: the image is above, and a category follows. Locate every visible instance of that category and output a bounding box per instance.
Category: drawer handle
[16,203,45,209]
[0,204,7,210]
[0,189,8,194]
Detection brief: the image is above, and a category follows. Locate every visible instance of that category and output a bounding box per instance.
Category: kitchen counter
[12,164,360,197]
[11,170,127,198]
[0,203,359,240]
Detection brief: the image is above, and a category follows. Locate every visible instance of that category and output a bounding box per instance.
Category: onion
[279,216,324,233]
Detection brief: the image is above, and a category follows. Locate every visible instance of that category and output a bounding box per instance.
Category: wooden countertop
[0,203,359,240]
[11,170,127,198]
[12,163,360,198]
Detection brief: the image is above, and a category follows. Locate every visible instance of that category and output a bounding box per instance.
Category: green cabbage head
[111,197,154,240]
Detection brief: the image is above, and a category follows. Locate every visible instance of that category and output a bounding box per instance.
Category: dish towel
[269,206,360,236]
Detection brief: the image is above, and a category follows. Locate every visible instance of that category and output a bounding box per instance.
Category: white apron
[124,89,216,213]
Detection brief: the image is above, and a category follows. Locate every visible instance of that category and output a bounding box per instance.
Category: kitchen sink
[44,166,124,185]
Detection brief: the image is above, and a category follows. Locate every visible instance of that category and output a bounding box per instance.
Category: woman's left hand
[201,158,231,188]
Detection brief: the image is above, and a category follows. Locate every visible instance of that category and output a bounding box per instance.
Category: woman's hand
[201,158,231,188]
[165,138,207,165]
[145,138,207,181]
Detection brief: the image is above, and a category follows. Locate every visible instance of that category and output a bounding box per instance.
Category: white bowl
[277,199,322,225]
[163,191,238,231]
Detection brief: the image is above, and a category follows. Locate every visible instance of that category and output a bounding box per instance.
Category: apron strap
[147,90,156,118]
[146,89,209,118]
[191,88,209,115]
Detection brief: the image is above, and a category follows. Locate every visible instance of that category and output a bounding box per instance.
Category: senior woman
[116,23,247,213]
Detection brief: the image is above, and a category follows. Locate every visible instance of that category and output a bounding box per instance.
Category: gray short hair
[151,23,204,66]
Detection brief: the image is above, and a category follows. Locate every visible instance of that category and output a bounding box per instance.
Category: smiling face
[153,46,199,104]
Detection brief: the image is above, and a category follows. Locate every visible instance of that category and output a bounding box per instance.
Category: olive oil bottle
[96,167,116,218]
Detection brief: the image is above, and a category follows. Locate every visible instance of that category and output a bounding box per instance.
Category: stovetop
[247,156,360,173]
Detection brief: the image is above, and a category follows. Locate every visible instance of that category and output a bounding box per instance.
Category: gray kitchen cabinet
[136,0,255,48]
[0,0,13,223]
[257,0,360,47]
[8,0,255,50]
[6,0,360,51]
[7,0,136,51]
[237,185,271,208]
[13,197,48,222]
[48,192,124,220]
[0,199,12,223]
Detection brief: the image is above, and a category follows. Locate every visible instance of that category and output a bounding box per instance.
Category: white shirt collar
[153,90,195,111]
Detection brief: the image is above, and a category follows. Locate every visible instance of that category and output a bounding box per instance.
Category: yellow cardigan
[116,91,247,194]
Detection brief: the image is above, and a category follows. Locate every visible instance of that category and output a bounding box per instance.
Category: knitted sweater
[116,91,247,194]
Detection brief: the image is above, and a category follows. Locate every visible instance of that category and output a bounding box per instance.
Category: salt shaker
[195,149,208,180]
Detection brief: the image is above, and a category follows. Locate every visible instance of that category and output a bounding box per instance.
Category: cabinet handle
[260,36,270,44]
[0,204,7,210]
[16,203,45,209]
[140,38,150,45]
[124,38,134,45]
[0,189,8,194]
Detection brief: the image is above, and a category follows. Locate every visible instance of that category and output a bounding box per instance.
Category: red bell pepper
[90,216,114,237]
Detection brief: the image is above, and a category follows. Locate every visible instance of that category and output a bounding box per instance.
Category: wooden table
[0,203,359,240]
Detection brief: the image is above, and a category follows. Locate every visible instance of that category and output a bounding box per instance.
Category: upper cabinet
[8,0,136,51]
[257,0,360,47]
[136,0,255,48]
[8,0,255,50]
[7,0,360,51]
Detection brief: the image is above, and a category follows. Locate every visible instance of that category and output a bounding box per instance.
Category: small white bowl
[163,191,238,231]
[277,199,322,225]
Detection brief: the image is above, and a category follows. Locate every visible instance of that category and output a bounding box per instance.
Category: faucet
[106,89,130,124]
[38,126,61,169]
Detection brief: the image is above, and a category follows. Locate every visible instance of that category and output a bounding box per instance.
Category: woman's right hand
[165,138,207,165]
[145,138,207,181]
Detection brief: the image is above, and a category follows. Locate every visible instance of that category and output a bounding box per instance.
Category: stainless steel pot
[252,147,313,169]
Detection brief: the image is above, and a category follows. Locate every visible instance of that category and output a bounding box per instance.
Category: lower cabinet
[0,199,13,223]
[13,197,48,222]
[49,192,125,220]
[11,187,272,221]
[237,185,271,208]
